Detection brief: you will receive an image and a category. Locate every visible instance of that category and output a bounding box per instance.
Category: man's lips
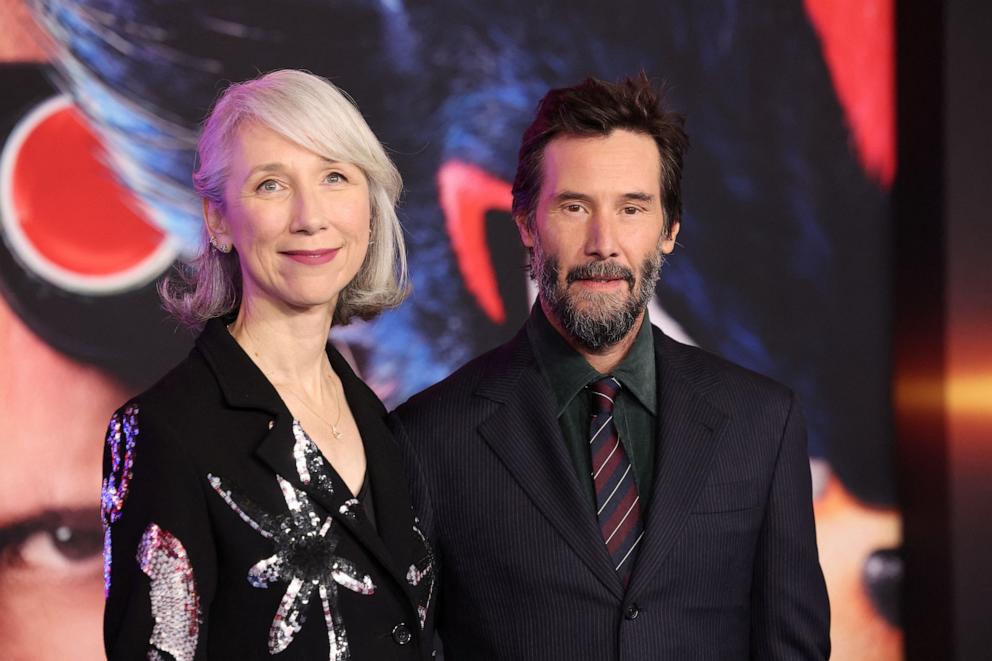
[565,262,636,289]
[572,277,626,288]
[281,249,339,265]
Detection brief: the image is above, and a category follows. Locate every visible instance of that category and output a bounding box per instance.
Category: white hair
[160,69,408,327]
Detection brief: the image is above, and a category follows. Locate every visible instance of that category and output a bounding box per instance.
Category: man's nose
[584,211,620,258]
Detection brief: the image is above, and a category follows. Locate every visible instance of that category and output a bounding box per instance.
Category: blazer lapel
[627,330,728,598]
[332,349,425,609]
[197,319,418,607]
[476,330,625,600]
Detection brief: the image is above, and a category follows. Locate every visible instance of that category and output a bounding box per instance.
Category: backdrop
[0,0,900,658]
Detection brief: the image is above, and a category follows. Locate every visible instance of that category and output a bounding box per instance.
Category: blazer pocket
[692,478,762,513]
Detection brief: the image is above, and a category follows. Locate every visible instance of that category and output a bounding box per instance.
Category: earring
[209,235,231,254]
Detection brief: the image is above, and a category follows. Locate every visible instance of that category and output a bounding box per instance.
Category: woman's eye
[257,179,283,193]
[324,172,347,184]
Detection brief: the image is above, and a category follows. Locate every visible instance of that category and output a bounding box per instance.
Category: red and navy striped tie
[588,376,643,587]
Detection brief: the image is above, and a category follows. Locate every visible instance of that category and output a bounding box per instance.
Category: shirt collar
[525,302,657,416]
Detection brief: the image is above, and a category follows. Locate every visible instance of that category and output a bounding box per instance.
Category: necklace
[228,323,345,440]
[279,371,345,440]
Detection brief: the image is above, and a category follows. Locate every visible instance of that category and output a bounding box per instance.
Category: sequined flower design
[292,420,334,499]
[101,403,139,596]
[209,474,375,660]
[138,523,200,661]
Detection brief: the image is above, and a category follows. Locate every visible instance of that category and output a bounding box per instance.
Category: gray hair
[160,69,408,327]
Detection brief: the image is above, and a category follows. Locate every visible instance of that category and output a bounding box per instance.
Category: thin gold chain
[278,372,344,439]
[229,322,345,439]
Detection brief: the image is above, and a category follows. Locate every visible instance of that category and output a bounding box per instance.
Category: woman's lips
[282,249,338,265]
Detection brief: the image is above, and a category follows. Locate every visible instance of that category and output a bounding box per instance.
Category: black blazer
[390,325,829,660]
[102,319,435,660]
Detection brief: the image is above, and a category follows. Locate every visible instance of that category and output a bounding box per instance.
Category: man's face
[517,129,679,351]
[0,294,126,660]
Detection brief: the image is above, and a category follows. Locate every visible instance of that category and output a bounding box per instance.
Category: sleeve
[749,392,831,660]
[101,401,217,661]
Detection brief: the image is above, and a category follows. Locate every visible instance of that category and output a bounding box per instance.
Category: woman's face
[210,122,372,317]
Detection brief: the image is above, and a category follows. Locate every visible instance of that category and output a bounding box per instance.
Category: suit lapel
[627,330,728,597]
[476,330,625,600]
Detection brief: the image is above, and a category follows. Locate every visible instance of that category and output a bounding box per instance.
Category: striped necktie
[588,376,644,587]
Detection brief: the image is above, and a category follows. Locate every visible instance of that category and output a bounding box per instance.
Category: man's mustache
[565,261,636,289]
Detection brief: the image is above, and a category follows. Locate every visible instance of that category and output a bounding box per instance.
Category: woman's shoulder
[109,346,222,443]
[135,346,216,409]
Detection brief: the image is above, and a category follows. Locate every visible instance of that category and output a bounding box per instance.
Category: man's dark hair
[511,74,688,237]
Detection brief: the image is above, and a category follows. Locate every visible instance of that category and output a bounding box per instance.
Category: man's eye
[18,526,103,569]
[622,206,642,215]
[0,509,103,573]
[564,203,585,213]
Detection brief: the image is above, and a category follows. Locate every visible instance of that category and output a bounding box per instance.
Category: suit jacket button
[392,623,412,645]
[267,419,275,430]
[624,604,640,620]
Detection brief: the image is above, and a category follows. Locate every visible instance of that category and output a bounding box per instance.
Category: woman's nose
[290,188,328,234]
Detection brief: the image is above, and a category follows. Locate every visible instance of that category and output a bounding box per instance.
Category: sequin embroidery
[101,403,139,596]
[137,523,200,661]
[408,521,436,629]
[208,474,375,660]
[292,420,335,499]
[338,498,361,520]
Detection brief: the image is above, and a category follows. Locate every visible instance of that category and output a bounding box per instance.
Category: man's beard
[535,248,662,352]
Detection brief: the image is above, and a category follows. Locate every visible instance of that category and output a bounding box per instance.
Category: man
[391,75,830,660]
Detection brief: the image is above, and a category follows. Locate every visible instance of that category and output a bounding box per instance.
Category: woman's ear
[203,199,232,252]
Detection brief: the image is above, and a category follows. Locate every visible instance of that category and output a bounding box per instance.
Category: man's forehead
[539,129,662,194]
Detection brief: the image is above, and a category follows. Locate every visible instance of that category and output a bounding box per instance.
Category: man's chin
[563,290,630,318]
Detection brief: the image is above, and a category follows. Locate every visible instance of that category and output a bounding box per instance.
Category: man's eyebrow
[552,191,656,204]
[552,191,595,204]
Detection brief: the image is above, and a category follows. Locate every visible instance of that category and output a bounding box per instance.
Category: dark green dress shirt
[525,304,658,511]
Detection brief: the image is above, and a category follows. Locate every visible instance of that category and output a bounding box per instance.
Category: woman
[101,70,434,660]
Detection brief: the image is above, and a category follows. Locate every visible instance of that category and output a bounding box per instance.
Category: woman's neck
[228,298,336,395]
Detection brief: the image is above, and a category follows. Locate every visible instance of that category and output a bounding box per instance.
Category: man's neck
[539,298,645,374]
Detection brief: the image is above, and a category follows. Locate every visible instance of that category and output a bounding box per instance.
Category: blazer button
[624,604,640,620]
[267,419,275,430]
[392,623,412,645]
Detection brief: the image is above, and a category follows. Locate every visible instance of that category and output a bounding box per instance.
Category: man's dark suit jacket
[102,319,435,660]
[390,324,830,660]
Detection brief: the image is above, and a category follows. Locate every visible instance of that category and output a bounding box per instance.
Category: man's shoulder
[652,326,795,408]
[392,332,528,424]
[396,343,504,411]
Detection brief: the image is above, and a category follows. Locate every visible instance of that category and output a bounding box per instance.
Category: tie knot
[588,376,621,414]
